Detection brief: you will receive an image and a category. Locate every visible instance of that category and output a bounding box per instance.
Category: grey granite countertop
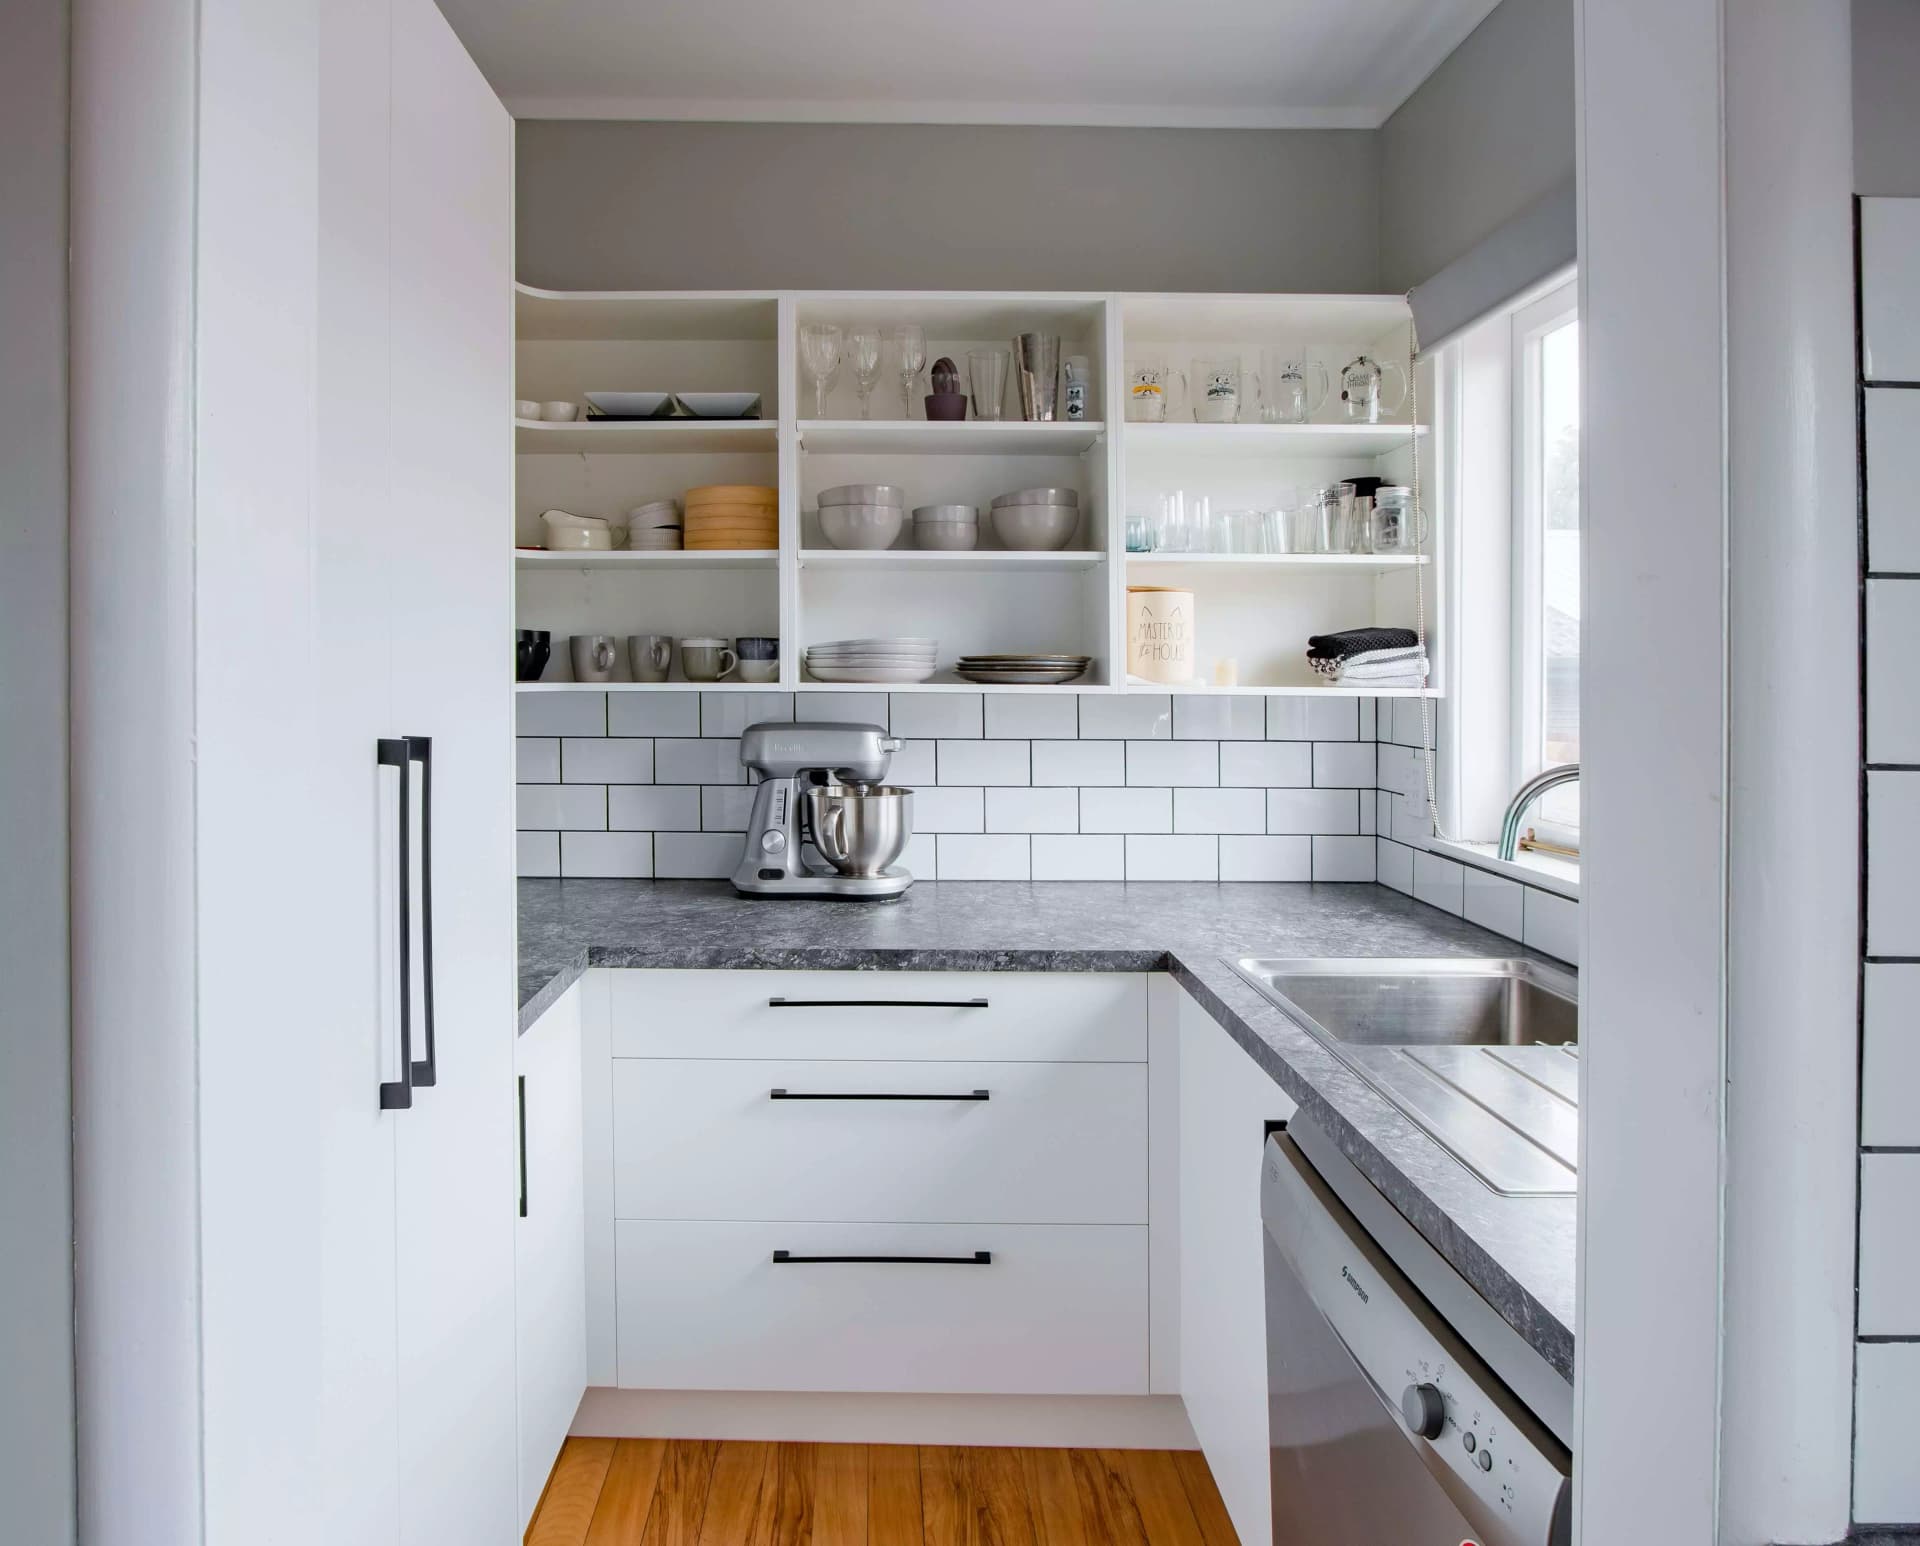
[517,877,1576,1382]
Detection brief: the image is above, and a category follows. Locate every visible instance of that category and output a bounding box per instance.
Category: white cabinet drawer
[607,970,1146,1062]
[614,1220,1148,1395]
[611,1059,1146,1224]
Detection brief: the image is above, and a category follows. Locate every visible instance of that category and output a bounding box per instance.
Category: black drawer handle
[772,1250,992,1266]
[770,1088,989,1102]
[766,996,989,1010]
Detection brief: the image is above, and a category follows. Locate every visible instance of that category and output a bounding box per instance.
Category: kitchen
[10,0,1907,1544]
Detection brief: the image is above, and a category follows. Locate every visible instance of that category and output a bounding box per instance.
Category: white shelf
[514,285,778,341]
[799,548,1106,573]
[1120,292,1412,344]
[1123,421,1427,457]
[516,680,782,693]
[515,418,776,455]
[796,419,1105,456]
[1125,552,1427,571]
[798,678,1099,693]
[516,549,778,571]
[514,679,1438,697]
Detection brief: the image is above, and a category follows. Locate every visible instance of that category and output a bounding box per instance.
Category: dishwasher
[1263,1117,1573,1546]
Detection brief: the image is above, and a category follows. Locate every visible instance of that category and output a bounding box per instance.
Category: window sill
[1430,838,1580,901]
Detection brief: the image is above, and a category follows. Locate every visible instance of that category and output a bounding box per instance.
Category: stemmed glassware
[892,324,927,418]
[849,325,884,421]
[799,322,843,419]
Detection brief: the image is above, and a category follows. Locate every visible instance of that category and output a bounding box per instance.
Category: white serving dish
[673,391,762,418]
[914,523,979,551]
[819,504,905,550]
[585,391,672,419]
[805,663,941,684]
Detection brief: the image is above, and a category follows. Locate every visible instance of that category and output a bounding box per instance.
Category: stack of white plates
[624,497,683,551]
[954,653,1091,685]
[805,637,939,684]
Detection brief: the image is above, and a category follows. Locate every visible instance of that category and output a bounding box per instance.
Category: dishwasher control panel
[1264,1134,1572,1546]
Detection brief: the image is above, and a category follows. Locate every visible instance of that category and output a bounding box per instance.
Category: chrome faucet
[1498,764,1580,861]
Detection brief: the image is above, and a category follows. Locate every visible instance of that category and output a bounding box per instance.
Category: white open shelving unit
[513,285,1439,696]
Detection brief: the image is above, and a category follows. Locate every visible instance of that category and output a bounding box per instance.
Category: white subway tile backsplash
[1356,792,1376,835]
[1861,197,1920,383]
[1868,771,1920,955]
[1376,838,1414,894]
[1081,787,1172,834]
[1314,742,1377,789]
[937,739,1030,786]
[1863,964,1920,1147]
[913,785,985,833]
[700,691,794,737]
[887,739,937,785]
[891,692,981,739]
[1412,851,1465,915]
[609,784,700,832]
[1304,696,1359,741]
[560,830,651,878]
[1265,698,1309,740]
[937,833,1030,880]
[653,831,739,879]
[1173,696,1265,740]
[1268,788,1358,835]
[1390,697,1427,748]
[1127,740,1217,786]
[516,738,560,783]
[1867,579,1920,762]
[1032,834,1125,881]
[1220,741,1311,788]
[1174,787,1266,834]
[984,692,1078,739]
[516,830,559,878]
[1523,888,1580,964]
[985,787,1079,833]
[517,783,605,832]
[1311,836,1376,882]
[1857,1154,1920,1336]
[1357,700,1376,741]
[804,691,890,728]
[1854,1342,1920,1523]
[1220,836,1311,881]
[1463,867,1525,939]
[1376,742,1422,800]
[516,690,605,737]
[898,831,937,879]
[1391,793,1434,850]
[1866,388,1920,572]
[1126,834,1219,881]
[702,785,756,832]
[1032,739,1123,786]
[1082,693,1171,740]
[654,737,744,785]
[562,737,653,784]
[607,693,698,737]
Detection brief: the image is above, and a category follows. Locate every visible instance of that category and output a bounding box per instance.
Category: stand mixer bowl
[804,785,913,877]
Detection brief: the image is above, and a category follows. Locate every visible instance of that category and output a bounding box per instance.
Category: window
[1511,281,1581,847]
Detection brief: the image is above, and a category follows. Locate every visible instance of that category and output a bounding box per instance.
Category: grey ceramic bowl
[914,522,979,551]
[819,503,905,550]
[990,503,1079,550]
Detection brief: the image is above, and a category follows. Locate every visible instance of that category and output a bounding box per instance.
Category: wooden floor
[527,1437,1240,1545]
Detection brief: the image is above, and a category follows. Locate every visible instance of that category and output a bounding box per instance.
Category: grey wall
[516,120,1380,292]
[1855,0,1920,196]
[0,1,75,1543]
[1377,0,1575,293]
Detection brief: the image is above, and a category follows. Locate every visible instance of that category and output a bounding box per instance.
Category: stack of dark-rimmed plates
[804,637,939,684]
[954,653,1091,685]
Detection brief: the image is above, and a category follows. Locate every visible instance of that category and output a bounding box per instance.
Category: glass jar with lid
[1370,486,1425,554]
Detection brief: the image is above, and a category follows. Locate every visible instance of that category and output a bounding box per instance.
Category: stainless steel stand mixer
[731,722,915,899]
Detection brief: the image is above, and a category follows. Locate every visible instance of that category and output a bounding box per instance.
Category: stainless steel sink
[1232,958,1580,1196]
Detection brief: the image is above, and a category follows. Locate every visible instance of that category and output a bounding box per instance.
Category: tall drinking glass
[967,349,1008,421]
[799,323,843,419]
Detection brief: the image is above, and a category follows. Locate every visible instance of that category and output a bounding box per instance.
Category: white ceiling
[438,0,1503,129]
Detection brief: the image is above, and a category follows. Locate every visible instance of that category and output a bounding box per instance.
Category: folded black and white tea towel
[1306,626,1420,664]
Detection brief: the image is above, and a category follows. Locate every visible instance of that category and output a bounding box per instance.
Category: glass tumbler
[967,349,1008,421]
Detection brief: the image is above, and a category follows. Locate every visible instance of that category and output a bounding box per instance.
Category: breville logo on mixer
[1341,1265,1369,1304]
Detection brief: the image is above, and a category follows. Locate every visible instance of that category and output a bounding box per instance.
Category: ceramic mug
[515,629,551,683]
[569,634,619,684]
[626,634,673,683]
[681,637,738,683]
[735,636,778,683]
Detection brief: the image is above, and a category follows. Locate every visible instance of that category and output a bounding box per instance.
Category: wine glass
[892,324,927,418]
[799,322,843,419]
[849,325,884,421]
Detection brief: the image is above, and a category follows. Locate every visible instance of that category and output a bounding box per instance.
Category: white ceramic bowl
[819,483,905,509]
[819,504,905,550]
[990,503,1080,550]
[515,399,540,420]
[914,522,979,551]
[539,400,580,422]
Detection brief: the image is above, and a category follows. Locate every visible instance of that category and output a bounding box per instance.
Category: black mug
[515,629,552,683]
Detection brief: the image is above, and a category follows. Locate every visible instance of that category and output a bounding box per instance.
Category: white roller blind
[1409,179,1577,356]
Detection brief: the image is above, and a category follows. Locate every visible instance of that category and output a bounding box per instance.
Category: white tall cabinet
[71,1,517,1542]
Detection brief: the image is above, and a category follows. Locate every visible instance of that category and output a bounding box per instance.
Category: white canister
[1126,586,1195,684]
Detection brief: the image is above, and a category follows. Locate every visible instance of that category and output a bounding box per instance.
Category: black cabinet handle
[407,735,437,1089]
[772,1250,991,1266]
[766,996,989,1010]
[377,738,413,1111]
[769,1088,989,1102]
[517,1075,528,1218]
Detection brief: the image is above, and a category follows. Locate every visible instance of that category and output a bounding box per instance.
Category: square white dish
[673,392,763,419]
[584,391,672,418]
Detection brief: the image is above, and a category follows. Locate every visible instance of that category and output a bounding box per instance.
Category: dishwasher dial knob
[1401,1383,1447,1440]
